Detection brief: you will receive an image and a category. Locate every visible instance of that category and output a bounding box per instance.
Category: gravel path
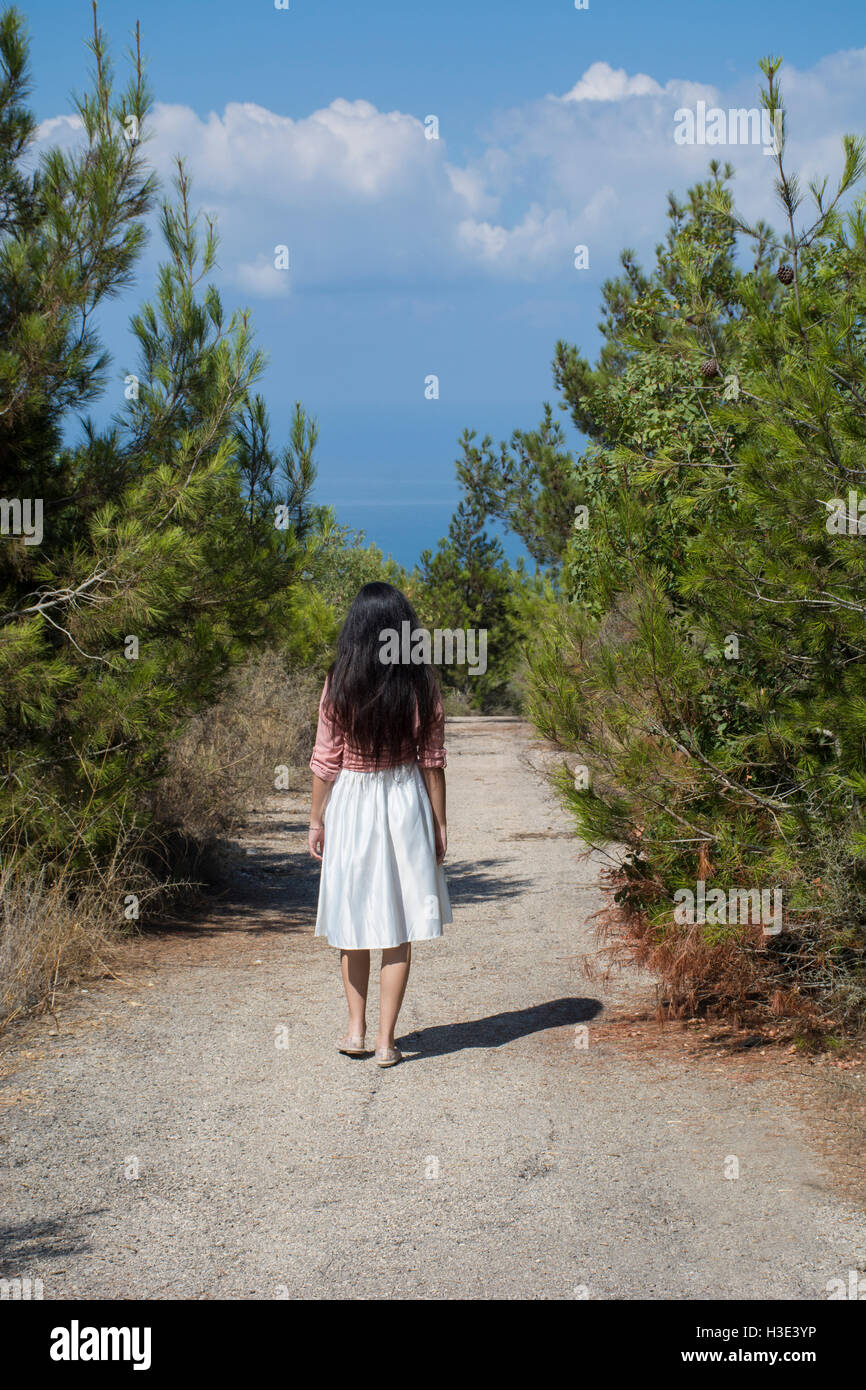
[2,716,865,1299]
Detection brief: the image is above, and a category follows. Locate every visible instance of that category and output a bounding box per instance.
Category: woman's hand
[309,775,332,859]
[420,767,447,864]
[308,821,325,861]
[434,821,447,864]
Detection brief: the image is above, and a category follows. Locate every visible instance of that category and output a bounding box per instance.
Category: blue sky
[21,0,866,567]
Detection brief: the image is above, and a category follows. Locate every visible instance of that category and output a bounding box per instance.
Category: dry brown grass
[151,652,321,840]
[0,851,160,1030]
[586,866,833,1038]
[1,652,323,1029]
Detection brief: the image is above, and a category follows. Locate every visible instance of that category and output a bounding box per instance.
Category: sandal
[374,1046,403,1068]
[337,1034,368,1056]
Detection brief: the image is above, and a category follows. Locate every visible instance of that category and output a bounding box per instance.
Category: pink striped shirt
[309,677,447,782]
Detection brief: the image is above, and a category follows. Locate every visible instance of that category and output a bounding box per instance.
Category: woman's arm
[308,773,334,861]
[308,678,342,859]
[420,766,447,863]
[417,676,447,863]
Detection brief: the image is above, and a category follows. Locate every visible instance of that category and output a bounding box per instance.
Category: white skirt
[314,760,452,950]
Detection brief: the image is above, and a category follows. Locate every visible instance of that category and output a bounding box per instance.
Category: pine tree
[0,7,315,870]
[523,61,866,1026]
[414,468,521,709]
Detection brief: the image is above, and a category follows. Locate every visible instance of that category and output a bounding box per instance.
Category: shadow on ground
[145,839,526,944]
[442,858,529,904]
[399,996,602,1060]
[0,1210,103,1272]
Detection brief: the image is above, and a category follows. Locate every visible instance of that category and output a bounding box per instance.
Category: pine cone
[777,265,794,285]
[700,357,720,378]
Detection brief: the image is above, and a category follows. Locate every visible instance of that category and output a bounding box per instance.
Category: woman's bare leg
[340,949,370,1039]
[377,943,411,1049]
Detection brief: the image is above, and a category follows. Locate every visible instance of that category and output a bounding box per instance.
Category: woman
[308,582,451,1067]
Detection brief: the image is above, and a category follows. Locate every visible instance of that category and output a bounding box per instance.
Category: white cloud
[235,256,291,299]
[556,61,715,110]
[457,205,576,276]
[30,50,866,292]
[152,97,429,199]
[35,113,83,144]
[560,61,664,102]
[445,163,498,217]
[582,185,618,226]
[452,50,866,275]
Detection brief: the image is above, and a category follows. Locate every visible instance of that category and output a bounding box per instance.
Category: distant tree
[305,508,407,616]
[413,458,522,709]
[453,405,584,570]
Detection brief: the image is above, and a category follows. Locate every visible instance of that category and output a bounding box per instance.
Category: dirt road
[2,717,865,1299]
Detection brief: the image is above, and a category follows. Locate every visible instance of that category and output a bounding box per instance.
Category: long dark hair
[325,582,436,767]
